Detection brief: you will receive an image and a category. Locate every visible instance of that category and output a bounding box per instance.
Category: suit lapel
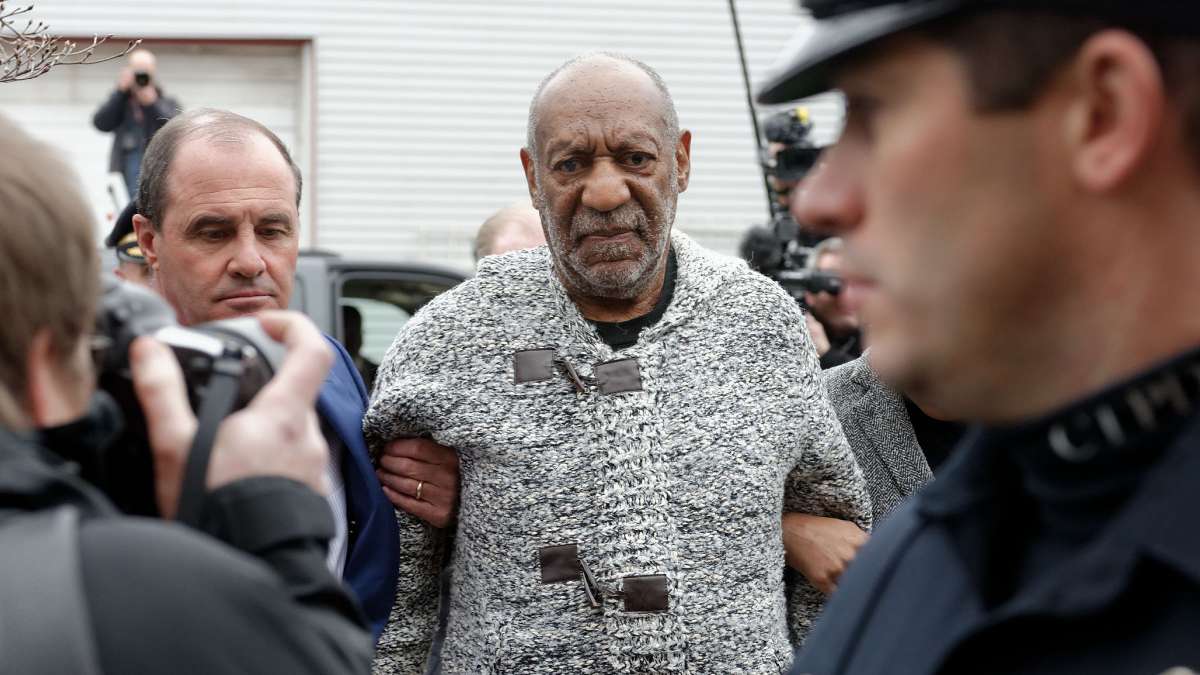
[844,360,933,495]
[316,335,400,641]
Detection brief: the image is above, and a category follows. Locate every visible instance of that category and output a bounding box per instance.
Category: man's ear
[1061,30,1165,193]
[520,148,539,206]
[675,130,692,193]
[133,214,159,269]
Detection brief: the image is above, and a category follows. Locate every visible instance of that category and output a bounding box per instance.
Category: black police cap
[105,201,147,263]
[758,0,1200,104]
[104,201,138,249]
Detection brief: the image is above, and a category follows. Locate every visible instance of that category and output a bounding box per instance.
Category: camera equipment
[133,71,151,87]
[777,269,843,297]
[771,144,823,183]
[764,107,815,146]
[70,276,284,521]
[727,0,830,301]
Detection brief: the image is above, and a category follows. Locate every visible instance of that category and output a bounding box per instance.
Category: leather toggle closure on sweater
[512,350,643,395]
[538,544,669,613]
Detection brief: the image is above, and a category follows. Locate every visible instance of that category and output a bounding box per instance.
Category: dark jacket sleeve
[820,345,857,370]
[79,477,374,675]
[146,93,180,132]
[92,90,129,132]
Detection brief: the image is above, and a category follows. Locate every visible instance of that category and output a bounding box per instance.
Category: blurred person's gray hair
[474,204,541,261]
[0,113,99,428]
[525,52,680,159]
[137,108,302,229]
[808,237,844,271]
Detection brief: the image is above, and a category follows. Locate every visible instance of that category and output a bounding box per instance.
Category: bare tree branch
[1,1,139,83]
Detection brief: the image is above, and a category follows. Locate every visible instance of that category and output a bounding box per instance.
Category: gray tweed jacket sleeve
[363,298,460,675]
[821,356,933,525]
[781,307,874,645]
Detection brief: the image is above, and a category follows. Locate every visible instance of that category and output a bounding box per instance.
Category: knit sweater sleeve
[773,291,874,644]
[363,290,470,675]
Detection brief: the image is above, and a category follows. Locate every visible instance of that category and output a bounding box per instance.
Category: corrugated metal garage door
[3,40,309,247]
[17,1,832,273]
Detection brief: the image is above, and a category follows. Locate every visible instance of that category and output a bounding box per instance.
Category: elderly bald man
[366,53,870,675]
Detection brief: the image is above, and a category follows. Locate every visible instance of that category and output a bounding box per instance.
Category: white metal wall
[2,40,306,244]
[14,1,833,274]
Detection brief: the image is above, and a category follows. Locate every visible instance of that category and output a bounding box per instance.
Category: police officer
[104,201,153,288]
[759,1,1200,673]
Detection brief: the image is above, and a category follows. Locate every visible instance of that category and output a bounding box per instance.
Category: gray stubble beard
[535,174,677,302]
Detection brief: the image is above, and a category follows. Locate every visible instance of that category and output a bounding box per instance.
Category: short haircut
[0,114,99,427]
[525,52,680,157]
[138,108,303,229]
[473,205,541,261]
[922,9,1200,167]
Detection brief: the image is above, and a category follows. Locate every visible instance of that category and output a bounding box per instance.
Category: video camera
[62,276,284,519]
[764,107,822,183]
[776,269,842,306]
[740,107,834,299]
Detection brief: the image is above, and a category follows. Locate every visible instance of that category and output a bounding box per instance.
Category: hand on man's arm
[783,513,868,596]
[376,437,459,529]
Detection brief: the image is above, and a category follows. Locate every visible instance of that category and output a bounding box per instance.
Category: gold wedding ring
[415,480,425,502]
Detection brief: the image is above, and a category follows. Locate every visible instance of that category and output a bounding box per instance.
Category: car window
[336,273,460,393]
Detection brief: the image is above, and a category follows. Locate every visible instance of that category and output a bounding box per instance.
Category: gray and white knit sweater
[365,232,871,674]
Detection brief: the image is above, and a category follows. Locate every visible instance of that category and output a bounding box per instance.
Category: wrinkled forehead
[541,116,665,158]
[534,62,672,151]
[164,135,298,214]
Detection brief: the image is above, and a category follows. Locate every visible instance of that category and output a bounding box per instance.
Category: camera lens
[134,72,151,87]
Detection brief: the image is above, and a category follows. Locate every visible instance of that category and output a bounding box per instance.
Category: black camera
[771,145,823,182]
[778,269,843,297]
[764,107,814,146]
[133,71,151,88]
[69,276,284,517]
[763,107,823,183]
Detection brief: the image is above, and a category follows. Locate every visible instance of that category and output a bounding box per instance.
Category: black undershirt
[589,250,677,350]
[903,397,967,473]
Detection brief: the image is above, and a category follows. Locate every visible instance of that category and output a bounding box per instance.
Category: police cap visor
[758,0,1200,104]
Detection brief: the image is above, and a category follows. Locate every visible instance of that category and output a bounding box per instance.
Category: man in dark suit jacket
[131,107,460,641]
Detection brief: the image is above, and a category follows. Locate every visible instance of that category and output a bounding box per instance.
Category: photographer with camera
[802,237,862,369]
[0,113,372,672]
[93,48,180,198]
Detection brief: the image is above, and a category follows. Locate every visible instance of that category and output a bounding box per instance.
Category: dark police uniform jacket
[791,395,1200,674]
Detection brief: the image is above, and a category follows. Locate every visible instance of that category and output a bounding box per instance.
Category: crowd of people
[2,1,1200,674]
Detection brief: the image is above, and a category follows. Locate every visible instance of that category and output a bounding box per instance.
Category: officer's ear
[133,214,158,269]
[1061,29,1166,193]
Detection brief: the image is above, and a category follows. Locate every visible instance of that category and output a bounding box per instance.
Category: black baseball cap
[758,0,1200,104]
